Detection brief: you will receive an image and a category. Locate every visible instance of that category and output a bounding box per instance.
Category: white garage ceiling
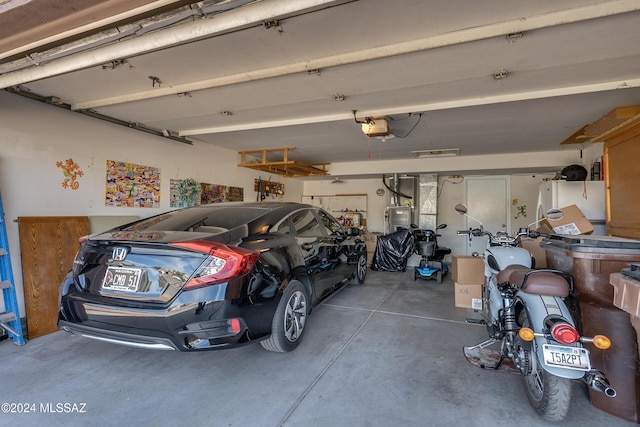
[1,0,639,178]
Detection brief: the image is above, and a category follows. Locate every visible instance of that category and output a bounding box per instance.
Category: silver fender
[517,292,584,380]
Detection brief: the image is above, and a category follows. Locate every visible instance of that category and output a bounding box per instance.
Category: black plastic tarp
[371,229,414,272]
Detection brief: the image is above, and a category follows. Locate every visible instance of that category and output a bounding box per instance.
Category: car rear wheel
[351,252,367,284]
[260,282,308,352]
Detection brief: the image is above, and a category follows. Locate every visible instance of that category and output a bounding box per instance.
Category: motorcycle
[454,203,616,422]
[409,223,451,283]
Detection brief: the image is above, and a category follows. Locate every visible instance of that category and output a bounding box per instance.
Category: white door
[463,177,510,255]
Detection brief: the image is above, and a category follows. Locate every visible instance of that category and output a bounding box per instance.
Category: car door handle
[301,242,313,251]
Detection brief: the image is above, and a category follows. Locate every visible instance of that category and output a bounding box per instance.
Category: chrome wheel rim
[526,353,545,402]
[284,290,307,342]
[522,317,544,403]
[357,254,367,280]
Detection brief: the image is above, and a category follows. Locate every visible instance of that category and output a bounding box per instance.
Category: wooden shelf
[560,124,590,145]
[585,105,640,140]
[589,111,640,144]
[561,105,640,145]
[238,147,330,177]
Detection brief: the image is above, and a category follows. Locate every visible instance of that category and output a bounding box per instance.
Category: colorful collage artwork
[170,179,244,207]
[105,160,161,208]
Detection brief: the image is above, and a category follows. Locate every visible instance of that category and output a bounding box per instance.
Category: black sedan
[58,202,367,352]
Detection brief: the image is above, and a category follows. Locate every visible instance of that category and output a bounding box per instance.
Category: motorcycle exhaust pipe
[584,370,616,398]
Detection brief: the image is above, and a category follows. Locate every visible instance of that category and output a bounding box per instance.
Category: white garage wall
[425,174,556,258]
[302,177,389,233]
[303,173,562,261]
[0,90,303,314]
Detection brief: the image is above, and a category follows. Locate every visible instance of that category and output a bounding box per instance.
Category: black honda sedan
[58,202,367,352]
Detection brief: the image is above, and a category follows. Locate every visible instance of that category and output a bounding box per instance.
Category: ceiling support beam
[0,0,350,90]
[67,0,640,111]
[180,78,640,136]
[326,150,580,179]
[0,0,187,62]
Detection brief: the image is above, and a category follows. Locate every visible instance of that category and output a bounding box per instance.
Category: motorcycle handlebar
[456,222,554,242]
[517,230,552,239]
[458,228,544,243]
[457,228,484,236]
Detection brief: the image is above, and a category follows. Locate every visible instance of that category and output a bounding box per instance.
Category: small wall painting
[105,160,160,208]
[56,158,83,190]
[512,199,527,219]
[226,186,244,202]
[170,179,244,207]
[170,178,201,207]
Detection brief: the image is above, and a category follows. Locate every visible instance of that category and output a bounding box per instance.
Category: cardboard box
[455,282,483,310]
[451,255,485,284]
[537,204,594,235]
[364,233,382,266]
[366,251,375,266]
[610,272,640,353]
[610,272,640,317]
[519,236,546,268]
[364,232,381,245]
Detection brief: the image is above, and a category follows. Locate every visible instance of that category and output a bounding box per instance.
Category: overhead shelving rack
[238,147,330,177]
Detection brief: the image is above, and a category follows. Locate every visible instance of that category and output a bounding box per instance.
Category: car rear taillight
[550,322,580,345]
[171,241,259,290]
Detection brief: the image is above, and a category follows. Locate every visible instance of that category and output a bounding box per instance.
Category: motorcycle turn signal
[584,334,612,350]
[518,327,535,341]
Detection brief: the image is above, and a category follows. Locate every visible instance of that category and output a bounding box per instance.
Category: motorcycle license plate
[542,344,590,371]
[102,266,142,292]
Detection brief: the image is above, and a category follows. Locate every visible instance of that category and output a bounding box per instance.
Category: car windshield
[123,206,270,232]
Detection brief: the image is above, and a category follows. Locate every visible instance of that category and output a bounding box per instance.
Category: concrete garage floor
[1,270,636,427]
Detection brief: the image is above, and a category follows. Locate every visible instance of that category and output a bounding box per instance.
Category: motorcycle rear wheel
[519,311,572,422]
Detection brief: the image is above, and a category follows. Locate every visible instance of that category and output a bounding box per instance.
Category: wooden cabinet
[598,108,640,238]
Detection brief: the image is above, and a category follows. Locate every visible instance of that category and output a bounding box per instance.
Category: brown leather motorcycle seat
[496,264,529,284]
[497,265,570,297]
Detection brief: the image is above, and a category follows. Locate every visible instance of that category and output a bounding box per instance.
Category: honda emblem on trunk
[112,247,128,261]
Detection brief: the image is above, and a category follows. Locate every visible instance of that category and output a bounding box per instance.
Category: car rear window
[290,209,323,237]
[123,206,270,231]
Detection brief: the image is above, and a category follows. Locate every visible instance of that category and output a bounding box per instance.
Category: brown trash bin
[580,301,640,422]
[543,235,640,423]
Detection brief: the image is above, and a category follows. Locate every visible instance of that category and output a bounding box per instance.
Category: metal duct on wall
[392,173,400,207]
[418,174,438,231]
[388,174,415,207]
